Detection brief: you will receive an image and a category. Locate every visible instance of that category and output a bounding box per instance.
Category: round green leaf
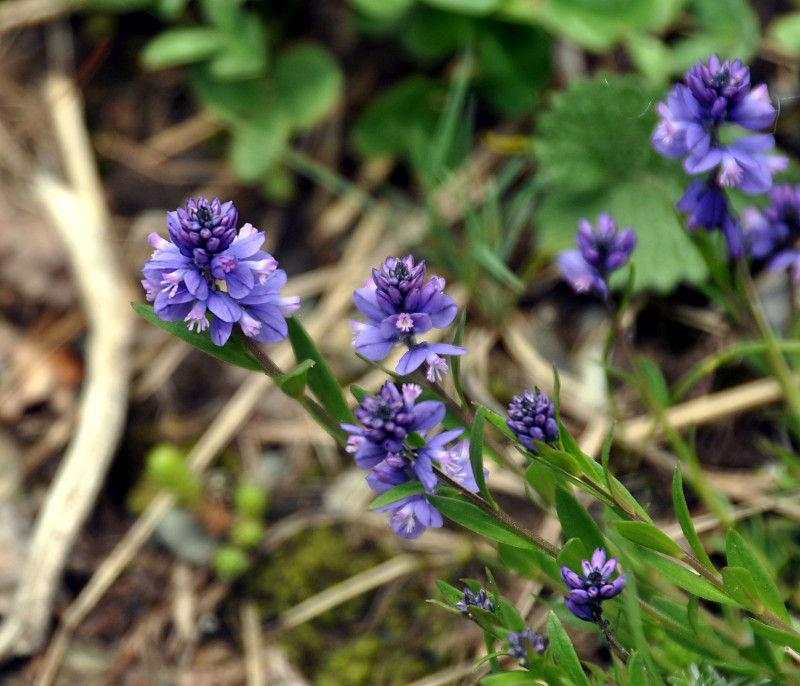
[273,44,343,131]
[140,27,225,70]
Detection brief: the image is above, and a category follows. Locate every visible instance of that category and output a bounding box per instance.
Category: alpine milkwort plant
[142,197,300,346]
[137,51,800,683]
[557,213,636,299]
[351,255,467,381]
[652,54,787,256]
[342,381,481,538]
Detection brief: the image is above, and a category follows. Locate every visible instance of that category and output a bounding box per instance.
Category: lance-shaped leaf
[133,303,261,371]
[368,481,424,510]
[555,485,604,555]
[287,317,352,423]
[722,566,765,613]
[672,467,716,572]
[611,520,685,558]
[469,410,496,507]
[548,611,591,686]
[276,359,314,399]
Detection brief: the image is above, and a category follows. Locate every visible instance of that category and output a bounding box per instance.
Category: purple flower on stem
[455,587,495,618]
[652,55,787,256]
[561,547,626,623]
[743,183,800,283]
[557,214,636,299]
[506,388,559,453]
[506,628,547,667]
[342,381,485,539]
[351,256,466,381]
[142,198,300,346]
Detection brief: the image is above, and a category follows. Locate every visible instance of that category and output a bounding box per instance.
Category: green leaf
[273,44,343,131]
[229,111,291,182]
[524,460,557,506]
[208,13,268,81]
[468,411,495,507]
[672,467,716,572]
[768,11,800,55]
[611,521,685,558]
[286,318,352,424]
[748,618,800,654]
[132,303,261,372]
[475,402,518,442]
[726,530,790,622]
[555,485,605,555]
[637,355,669,408]
[426,494,538,549]
[636,548,734,605]
[435,579,465,606]
[533,441,584,476]
[421,0,499,16]
[557,537,588,582]
[480,672,543,686]
[626,652,648,686]
[351,76,450,164]
[722,566,764,613]
[368,481,425,510]
[498,543,562,582]
[450,310,468,409]
[140,27,225,70]
[547,611,590,686]
[276,359,314,399]
[349,0,415,20]
[199,0,244,31]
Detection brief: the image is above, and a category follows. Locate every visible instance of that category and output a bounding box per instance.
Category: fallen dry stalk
[0,73,132,660]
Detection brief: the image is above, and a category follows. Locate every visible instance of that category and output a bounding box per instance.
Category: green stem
[433,466,560,559]
[239,334,348,445]
[736,258,800,434]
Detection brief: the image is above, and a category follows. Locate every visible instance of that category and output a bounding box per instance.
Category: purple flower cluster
[342,382,483,539]
[557,214,636,299]
[506,629,547,668]
[561,548,626,623]
[506,388,559,453]
[652,55,787,256]
[455,587,495,618]
[351,256,466,382]
[744,183,800,283]
[142,198,300,346]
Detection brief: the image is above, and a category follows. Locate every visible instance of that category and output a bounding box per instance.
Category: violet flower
[142,198,300,346]
[506,388,559,454]
[342,381,485,539]
[455,587,495,618]
[652,55,787,256]
[557,214,636,299]
[351,256,466,381]
[743,183,800,283]
[506,628,547,668]
[561,547,626,623]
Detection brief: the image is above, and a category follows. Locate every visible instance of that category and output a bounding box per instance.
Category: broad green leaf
[368,481,425,510]
[229,112,291,182]
[768,11,800,55]
[140,27,225,70]
[475,402,518,441]
[548,611,590,686]
[672,467,716,572]
[555,485,605,554]
[468,411,495,507]
[611,521,684,558]
[558,419,605,481]
[636,548,734,605]
[132,303,261,371]
[722,566,764,613]
[351,76,448,162]
[557,537,589,582]
[273,45,343,131]
[607,473,652,522]
[276,359,314,399]
[748,618,800,654]
[287,318,352,424]
[726,530,790,622]
[524,459,557,505]
[435,579,464,606]
[208,14,268,81]
[426,494,538,549]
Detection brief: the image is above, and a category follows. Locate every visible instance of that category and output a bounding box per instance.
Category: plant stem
[433,466,560,559]
[736,258,800,435]
[238,334,348,445]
